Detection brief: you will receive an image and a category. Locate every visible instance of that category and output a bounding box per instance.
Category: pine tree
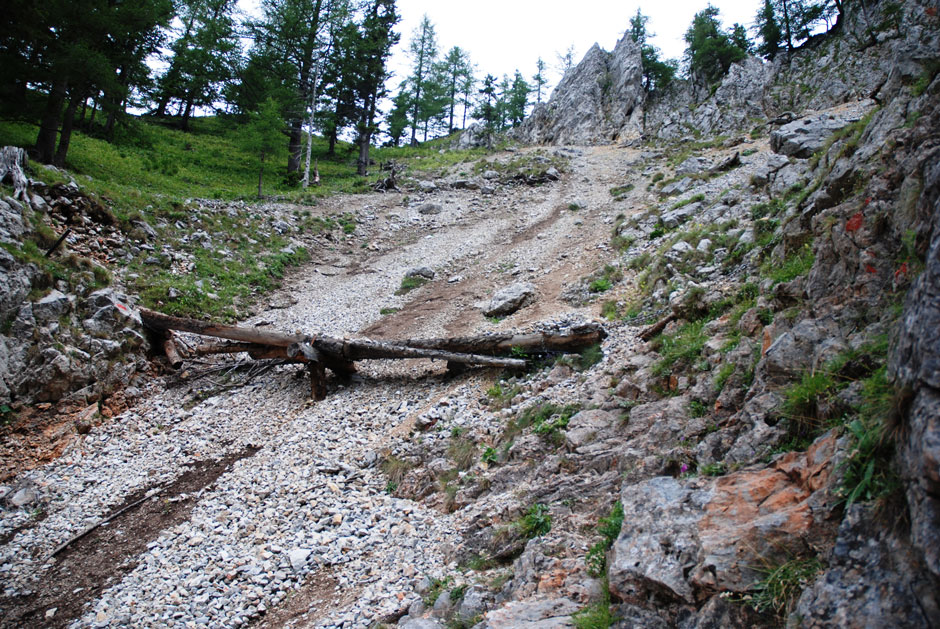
[506,71,530,127]
[532,57,548,104]
[248,0,344,174]
[475,74,498,146]
[756,0,783,60]
[406,15,438,145]
[629,9,678,93]
[27,0,173,165]
[683,5,748,86]
[386,86,411,147]
[155,0,241,131]
[351,0,399,176]
[242,97,284,198]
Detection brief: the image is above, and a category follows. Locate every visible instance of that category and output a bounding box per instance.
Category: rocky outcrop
[609,433,840,605]
[514,35,644,145]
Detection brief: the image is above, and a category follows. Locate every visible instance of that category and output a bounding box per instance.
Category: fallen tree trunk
[395,323,606,356]
[140,308,602,398]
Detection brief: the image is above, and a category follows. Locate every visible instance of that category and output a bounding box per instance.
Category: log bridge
[139,308,606,400]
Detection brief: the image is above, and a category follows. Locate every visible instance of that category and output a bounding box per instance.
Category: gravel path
[0,146,643,628]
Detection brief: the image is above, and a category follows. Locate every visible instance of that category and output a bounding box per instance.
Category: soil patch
[0,445,260,628]
[250,568,365,628]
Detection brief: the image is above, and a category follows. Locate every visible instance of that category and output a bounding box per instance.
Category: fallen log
[139,308,601,398]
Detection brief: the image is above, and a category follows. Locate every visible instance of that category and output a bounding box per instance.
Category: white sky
[387,0,760,93]
[237,1,761,94]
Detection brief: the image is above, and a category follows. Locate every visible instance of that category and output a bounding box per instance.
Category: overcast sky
[387,0,760,93]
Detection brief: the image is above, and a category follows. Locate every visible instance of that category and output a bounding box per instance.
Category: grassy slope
[0,114,486,320]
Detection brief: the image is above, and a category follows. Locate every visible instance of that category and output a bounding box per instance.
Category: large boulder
[483,283,537,317]
[514,35,644,145]
[770,113,861,158]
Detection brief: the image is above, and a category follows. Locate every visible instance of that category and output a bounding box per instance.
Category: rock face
[891,142,940,578]
[609,434,840,605]
[514,35,644,145]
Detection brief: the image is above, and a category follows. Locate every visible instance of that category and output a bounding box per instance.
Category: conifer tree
[532,57,548,104]
[629,9,678,93]
[683,5,748,86]
[506,71,530,127]
[406,15,438,145]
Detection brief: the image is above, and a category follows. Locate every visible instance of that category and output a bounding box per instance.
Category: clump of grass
[579,343,604,370]
[837,366,900,505]
[585,500,624,577]
[572,597,613,629]
[762,242,815,285]
[650,320,708,378]
[380,455,413,488]
[379,307,399,315]
[486,382,520,409]
[519,503,551,538]
[713,363,736,393]
[610,183,634,200]
[587,265,623,294]
[601,300,619,321]
[745,556,823,618]
[447,435,478,470]
[670,192,705,210]
[396,275,429,295]
[700,462,727,476]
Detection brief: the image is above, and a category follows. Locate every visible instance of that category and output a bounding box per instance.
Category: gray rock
[417,203,442,215]
[33,290,71,322]
[660,178,693,197]
[456,123,486,149]
[608,477,709,604]
[287,549,312,572]
[795,504,940,628]
[483,283,536,317]
[0,198,26,242]
[9,486,39,507]
[564,409,616,450]
[482,596,580,627]
[405,267,435,280]
[514,34,644,145]
[455,585,487,622]
[271,221,291,235]
[676,156,712,176]
[770,114,858,158]
[482,170,499,180]
[399,618,443,629]
[417,180,437,192]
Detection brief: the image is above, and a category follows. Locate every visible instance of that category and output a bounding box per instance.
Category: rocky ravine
[2,1,939,628]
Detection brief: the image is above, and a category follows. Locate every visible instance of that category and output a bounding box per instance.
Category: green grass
[396,275,430,295]
[572,597,614,629]
[503,402,582,445]
[651,320,708,378]
[745,556,823,618]
[669,193,705,210]
[762,242,815,285]
[585,500,624,578]
[837,366,900,505]
[519,503,552,538]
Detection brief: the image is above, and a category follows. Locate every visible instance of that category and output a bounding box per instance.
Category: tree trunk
[54,95,81,167]
[36,76,68,164]
[181,96,194,131]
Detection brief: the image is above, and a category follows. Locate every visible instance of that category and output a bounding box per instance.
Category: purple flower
[680,463,689,474]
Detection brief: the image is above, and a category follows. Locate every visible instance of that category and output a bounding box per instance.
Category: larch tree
[154,0,241,130]
[440,47,473,133]
[629,9,678,93]
[406,15,438,145]
[350,0,400,176]
[532,57,548,104]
